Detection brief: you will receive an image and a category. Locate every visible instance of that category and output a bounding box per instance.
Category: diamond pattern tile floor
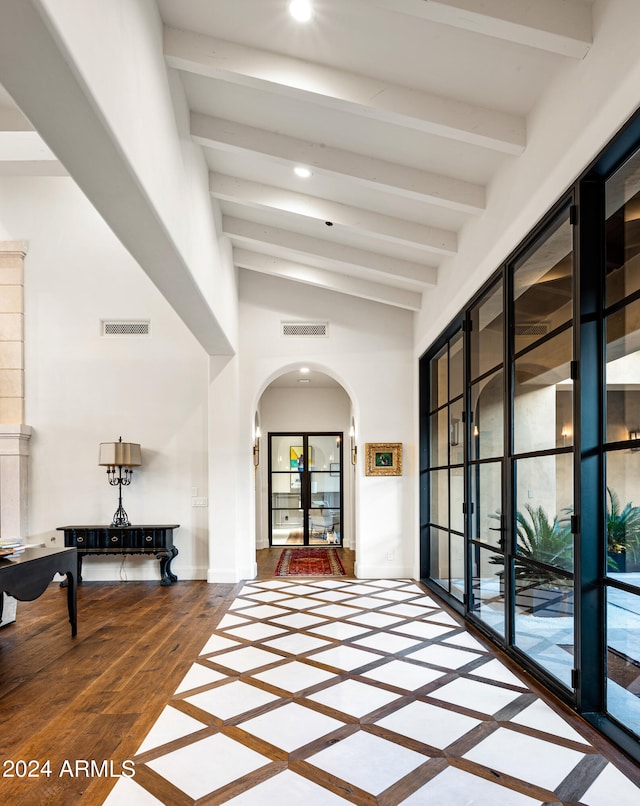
[104,578,640,804]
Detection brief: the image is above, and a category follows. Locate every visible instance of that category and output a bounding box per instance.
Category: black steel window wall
[419,110,640,762]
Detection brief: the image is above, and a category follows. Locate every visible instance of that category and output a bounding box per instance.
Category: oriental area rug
[274,547,346,576]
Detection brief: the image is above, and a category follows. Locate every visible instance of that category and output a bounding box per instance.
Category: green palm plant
[514,503,573,577]
[606,487,640,568]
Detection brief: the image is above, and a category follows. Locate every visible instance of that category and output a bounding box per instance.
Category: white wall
[0,175,210,580]
[235,271,416,580]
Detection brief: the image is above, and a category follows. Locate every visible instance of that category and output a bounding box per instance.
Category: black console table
[0,547,77,636]
[57,525,179,586]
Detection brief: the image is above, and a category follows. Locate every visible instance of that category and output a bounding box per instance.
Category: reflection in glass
[470,280,503,381]
[271,436,304,471]
[513,215,573,353]
[430,469,448,529]
[513,328,573,454]
[451,467,464,534]
[606,148,640,307]
[471,546,505,638]
[514,454,573,572]
[430,527,449,590]
[606,297,640,446]
[514,570,574,688]
[450,398,464,466]
[430,409,448,467]
[606,588,640,736]
[470,370,503,460]
[470,462,503,548]
[308,434,342,471]
[604,452,640,581]
[450,533,465,602]
[430,343,448,410]
[449,330,464,400]
[271,508,303,545]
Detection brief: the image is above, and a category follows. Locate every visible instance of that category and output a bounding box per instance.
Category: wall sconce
[98,436,141,527]
[450,418,460,447]
[253,425,261,467]
[350,420,357,465]
[561,424,572,445]
[629,429,640,450]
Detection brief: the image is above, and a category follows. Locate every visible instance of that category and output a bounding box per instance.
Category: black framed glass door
[269,433,343,546]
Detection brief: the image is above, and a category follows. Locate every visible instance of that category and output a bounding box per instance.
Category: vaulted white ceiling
[0,0,594,313]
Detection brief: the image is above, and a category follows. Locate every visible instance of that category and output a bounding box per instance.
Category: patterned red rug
[274,547,346,577]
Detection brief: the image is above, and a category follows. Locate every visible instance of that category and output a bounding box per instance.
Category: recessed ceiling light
[300,367,310,373]
[298,378,311,384]
[294,166,311,178]
[289,0,313,23]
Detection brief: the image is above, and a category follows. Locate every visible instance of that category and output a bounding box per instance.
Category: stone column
[0,242,31,538]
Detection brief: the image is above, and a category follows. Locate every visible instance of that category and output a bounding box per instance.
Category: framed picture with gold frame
[365,443,402,476]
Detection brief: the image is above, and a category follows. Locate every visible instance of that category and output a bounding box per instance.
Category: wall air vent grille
[515,322,548,336]
[281,321,329,338]
[101,320,151,337]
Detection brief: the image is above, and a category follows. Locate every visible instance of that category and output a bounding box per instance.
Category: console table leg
[158,548,179,586]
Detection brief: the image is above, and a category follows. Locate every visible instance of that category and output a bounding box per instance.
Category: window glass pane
[271,436,304,471]
[450,398,464,466]
[514,570,574,688]
[605,452,640,581]
[471,545,505,638]
[450,467,464,534]
[606,588,640,737]
[449,330,464,400]
[606,148,640,307]
[470,370,503,460]
[606,297,640,445]
[514,454,574,572]
[430,344,448,410]
[470,462,503,548]
[430,409,448,467]
[308,434,341,471]
[470,281,503,380]
[271,509,303,545]
[450,533,465,602]
[430,527,449,590]
[514,329,573,454]
[430,469,448,529]
[513,215,573,353]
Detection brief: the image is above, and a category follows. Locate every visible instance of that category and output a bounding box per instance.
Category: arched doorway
[253,367,356,576]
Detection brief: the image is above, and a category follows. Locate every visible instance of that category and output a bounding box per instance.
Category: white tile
[214,645,281,673]
[251,580,294,589]
[581,762,640,806]
[463,727,585,791]
[307,579,349,589]
[470,658,528,688]
[185,680,279,719]
[380,603,439,619]
[310,589,354,602]
[346,595,392,609]
[353,633,421,654]
[225,623,288,641]
[509,699,591,744]
[407,644,482,670]
[397,584,425,593]
[174,662,227,694]
[198,634,241,654]
[400,766,542,805]
[409,596,439,606]
[376,701,481,748]
[254,660,337,692]
[442,632,488,653]
[147,733,269,799]
[306,679,402,717]
[244,590,292,603]
[430,678,523,715]
[424,610,460,626]
[224,769,352,805]
[376,590,417,602]
[230,597,259,610]
[311,644,382,671]
[263,633,330,654]
[340,584,386,594]
[307,730,426,795]
[308,621,368,640]
[347,611,404,628]
[238,702,345,751]
[362,659,444,691]
[311,603,363,618]
[392,621,454,640]
[103,777,165,805]
[280,596,324,610]
[137,706,207,753]
[370,580,406,588]
[233,604,291,619]
[271,612,327,629]
[216,614,249,630]
[286,584,325,595]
